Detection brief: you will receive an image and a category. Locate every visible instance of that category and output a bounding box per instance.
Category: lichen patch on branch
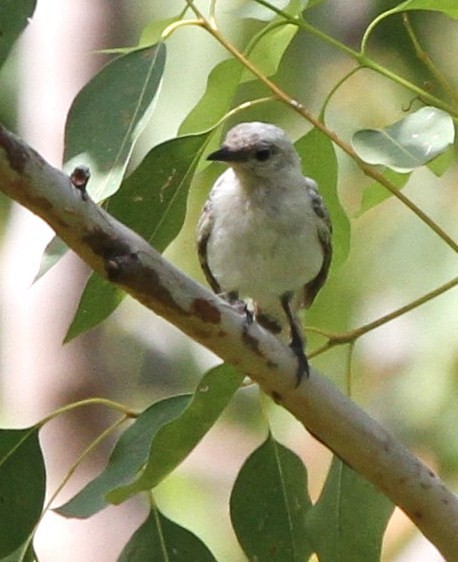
[190,298,221,324]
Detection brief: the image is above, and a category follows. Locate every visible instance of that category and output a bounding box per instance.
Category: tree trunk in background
[0,1,146,560]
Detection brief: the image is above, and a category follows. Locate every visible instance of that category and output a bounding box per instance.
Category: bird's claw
[290,344,310,387]
[244,305,254,325]
[222,292,253,322]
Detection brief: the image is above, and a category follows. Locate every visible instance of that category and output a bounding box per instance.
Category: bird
[196,122,332,385]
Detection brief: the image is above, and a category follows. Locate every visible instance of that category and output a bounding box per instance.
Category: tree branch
[1,124,457,560]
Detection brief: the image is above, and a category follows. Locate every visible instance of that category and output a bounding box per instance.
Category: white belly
[206,172,323,312]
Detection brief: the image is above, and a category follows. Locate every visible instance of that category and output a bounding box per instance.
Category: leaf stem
[38,397,139,427]
[254,0,458,117]
[359,6,401,55]
[320,66,364,118]
[21,415,129,558]
[161,18,201,40]
[49,416,129,510]
[402,13,458,106]
[222,96,278,122]
[310,275,458,357]
[345,342,355,397]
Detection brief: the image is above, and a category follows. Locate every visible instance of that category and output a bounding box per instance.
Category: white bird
[197,122,332,384]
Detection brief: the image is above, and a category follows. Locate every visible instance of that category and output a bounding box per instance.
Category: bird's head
[207,122,301,180]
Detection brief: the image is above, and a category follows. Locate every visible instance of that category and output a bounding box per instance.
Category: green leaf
[242,23,298,83]
[64,129,214,342]
[357,118,454,216]
[427,143,455,177]
[64,43,166,202]
[394,0,458,19]
[235,0,309,20]
[138,16,182,47]
[230,434,313,562]
[352,107,455,172]
[1,541,38,562]
[109,131,214,247]
[56,396,191,519]
[180,7,304,134]
[118,507,216,562]
[358,169,411,216]
[306,0,326,7]
[108,364,243,504]
[295,127,350,267]
[0,0,37,68]
[305,456,394,562]
[0,428,46,558]
[235,0,290,21]
[179,59,242,135]
[33,236,68,284]
[64,276,124,343]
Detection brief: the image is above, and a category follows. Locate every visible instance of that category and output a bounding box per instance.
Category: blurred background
[0,0,457,560]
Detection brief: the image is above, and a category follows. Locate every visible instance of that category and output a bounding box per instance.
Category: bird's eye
[254,148,271,162]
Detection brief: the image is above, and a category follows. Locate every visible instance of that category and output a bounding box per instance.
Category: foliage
[0,0,457,560]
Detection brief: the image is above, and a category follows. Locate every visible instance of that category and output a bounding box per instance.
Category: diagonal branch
[1,124,457,560]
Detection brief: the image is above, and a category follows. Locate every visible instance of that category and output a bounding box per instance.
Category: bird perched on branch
[197,122,332,385]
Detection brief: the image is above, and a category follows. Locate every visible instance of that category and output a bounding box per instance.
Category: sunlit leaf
[179,59,242,135]
[235,0,290,21]
[289,0,310,12]
[235,0,309,20]
[118,507,216,562]
[295,127,350,267]
[230,434,313,562]
[107,365,243,504]
[242,24,298,83]
[0,0,36,68]
[33,236,68,284]
[64,43,166,202]
[64,129,214,342]
[180,4,305,135]
[394,0,458,19]
[352,107,455,172]
[305,456,394,562]
[357,110,455,216]
[0,428,45,558]
[138,16,181,47]
[56,396,191,519]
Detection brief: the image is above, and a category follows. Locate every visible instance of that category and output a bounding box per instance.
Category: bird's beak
[207,146,249,163]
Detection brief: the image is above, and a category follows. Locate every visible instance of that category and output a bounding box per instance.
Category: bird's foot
[244,305,254,325]
[280,292,310,387]
[221,291,253,323]
[290,342,310,387]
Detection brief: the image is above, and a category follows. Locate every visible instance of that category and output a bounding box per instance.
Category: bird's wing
[196,196,222,293]
[303,178,333,308]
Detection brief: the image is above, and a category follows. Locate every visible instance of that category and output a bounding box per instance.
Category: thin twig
[310,275,458,358]
[184,1,458,253]
[38,397,139,426]
[20,415,129,558]
[402,13,458,106]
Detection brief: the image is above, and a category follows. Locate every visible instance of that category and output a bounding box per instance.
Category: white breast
[206,169,323,312]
